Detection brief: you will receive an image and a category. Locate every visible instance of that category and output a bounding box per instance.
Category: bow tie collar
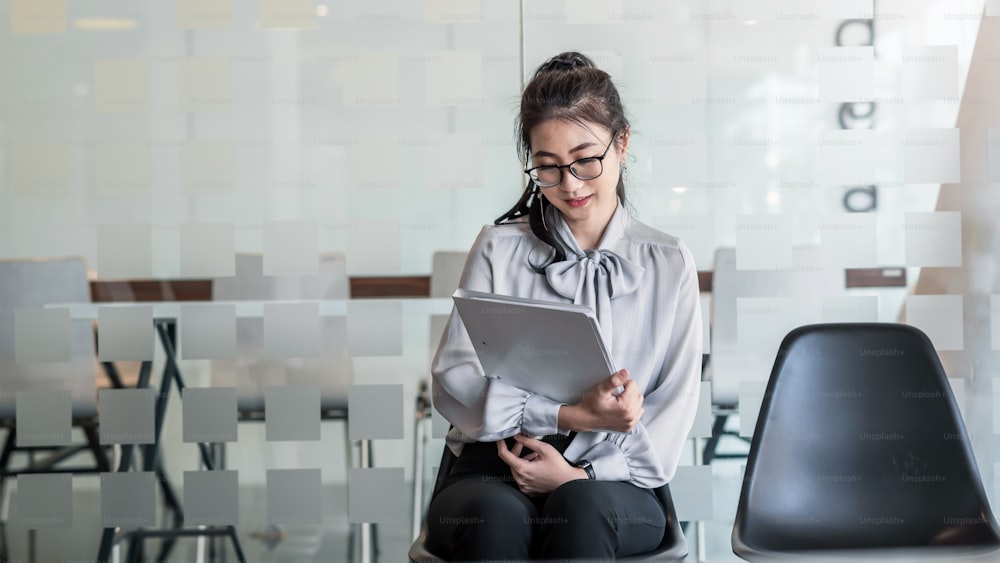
[543,204,644,348]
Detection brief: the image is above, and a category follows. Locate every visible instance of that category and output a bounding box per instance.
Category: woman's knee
[426,479,536,558]
[544,479,616,520]
[439,479,532,516]
[540,480,618,540]
[538,481,666,558]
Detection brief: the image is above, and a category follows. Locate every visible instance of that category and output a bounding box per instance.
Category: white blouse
[431,202,702,488]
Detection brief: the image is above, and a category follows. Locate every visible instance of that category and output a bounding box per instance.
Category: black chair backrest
[734,323,1000,554]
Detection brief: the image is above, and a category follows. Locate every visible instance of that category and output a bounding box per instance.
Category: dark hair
[494,51,631,272]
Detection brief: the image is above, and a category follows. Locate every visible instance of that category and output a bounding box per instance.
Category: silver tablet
[452,289,617,404]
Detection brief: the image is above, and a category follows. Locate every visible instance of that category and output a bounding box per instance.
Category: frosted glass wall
[0,0,991,560]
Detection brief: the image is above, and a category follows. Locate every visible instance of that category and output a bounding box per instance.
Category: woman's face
[527,119,628,246]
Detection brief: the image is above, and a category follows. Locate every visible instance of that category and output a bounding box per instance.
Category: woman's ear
[618,128,631,160]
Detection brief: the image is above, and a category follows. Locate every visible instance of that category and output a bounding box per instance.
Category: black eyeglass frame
[523,130,619,188]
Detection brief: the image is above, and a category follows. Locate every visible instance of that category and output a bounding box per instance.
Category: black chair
[733,323,1000,561]
[409,444,688,562]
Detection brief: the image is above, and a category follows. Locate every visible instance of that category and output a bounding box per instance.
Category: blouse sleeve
[430,226,566,441]
[572,241,703,488]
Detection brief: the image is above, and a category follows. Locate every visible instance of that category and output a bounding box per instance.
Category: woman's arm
[430,226,569,440]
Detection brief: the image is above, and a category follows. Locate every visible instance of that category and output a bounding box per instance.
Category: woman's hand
[560,369,644,433]
[496,434,587,496]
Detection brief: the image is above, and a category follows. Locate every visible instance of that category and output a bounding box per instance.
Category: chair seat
[732,544,1000,562]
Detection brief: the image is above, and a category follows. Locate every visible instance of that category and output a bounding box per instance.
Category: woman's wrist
[558,404,592,433]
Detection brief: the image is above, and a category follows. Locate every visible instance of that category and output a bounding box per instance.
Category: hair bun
[537,51,596,73]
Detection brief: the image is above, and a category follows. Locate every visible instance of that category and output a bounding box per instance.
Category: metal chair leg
[412,404,426,540]
[0,522,9,562]
[360,439,372,563]
[344,422,355,563]
[228,525,247,562]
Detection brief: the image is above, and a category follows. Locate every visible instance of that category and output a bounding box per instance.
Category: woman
[426,51,702,560]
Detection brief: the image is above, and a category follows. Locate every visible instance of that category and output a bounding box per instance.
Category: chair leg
[701,415,728,465]
[228,525,247,562]
[27,529,36,563]
[412,403,426,541]
[82,423,112,471]
[363,439,380,561]
[153,461,184,561]
[125,532,142,563]
[693,437,706,563]
[0,427,17,481]
[100,361,125,389]
[344,422,355,563]
[96,527,116,563]
[0,429,15,560]
[0,521,9,562]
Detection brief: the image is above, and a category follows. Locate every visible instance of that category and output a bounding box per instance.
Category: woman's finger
[513,433,549,453]
[496,440,516,464]
[510,441,523,458]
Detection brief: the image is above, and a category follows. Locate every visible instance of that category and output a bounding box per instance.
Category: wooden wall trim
[88,268,906,302]
[845,268,907,288]
[90,280,213,302]
[349,276,430,298]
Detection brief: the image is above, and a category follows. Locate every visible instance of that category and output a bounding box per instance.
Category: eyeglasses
[524,131,618,188]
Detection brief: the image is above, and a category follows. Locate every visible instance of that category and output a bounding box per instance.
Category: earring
[539,193,548,231]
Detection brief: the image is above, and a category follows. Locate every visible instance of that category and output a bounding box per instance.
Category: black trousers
[425,438,666,561]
